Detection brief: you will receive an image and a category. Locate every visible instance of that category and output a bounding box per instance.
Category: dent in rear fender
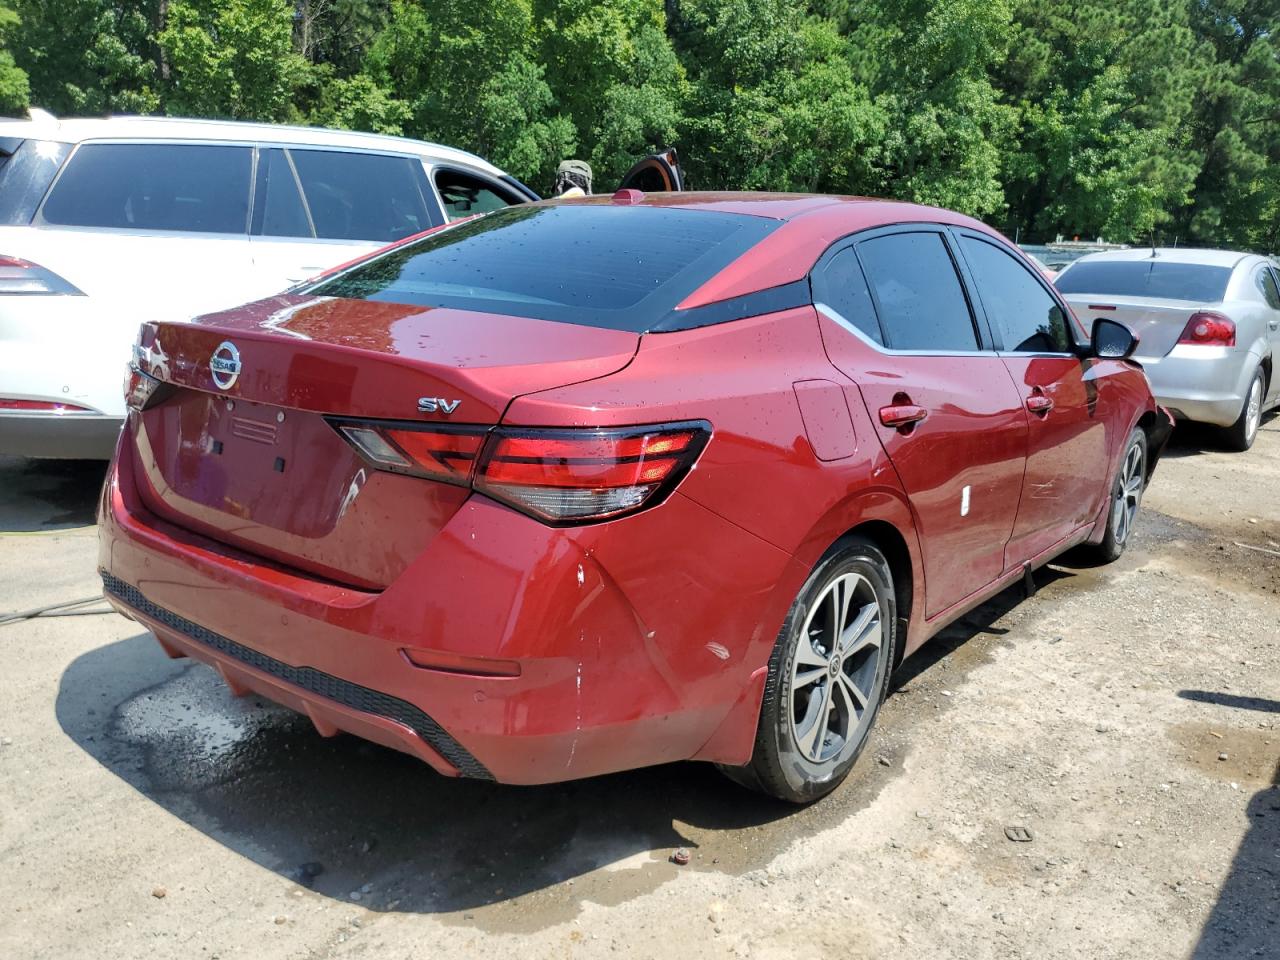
[372,492,797,746]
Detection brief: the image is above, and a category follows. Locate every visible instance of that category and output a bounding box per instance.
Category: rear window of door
[40,142,252,233]
[288,149,435,242]
[434,168,522,222]
[815,246,885,345]
[959,234,1073,352]
[1255,265,1280,309]
[856,232,979,351]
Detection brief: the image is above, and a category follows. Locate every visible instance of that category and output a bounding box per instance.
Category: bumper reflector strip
[100,573,493,780]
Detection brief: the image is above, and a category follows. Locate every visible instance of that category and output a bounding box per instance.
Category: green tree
[532,0,687,181]
[364,0,574,187]
[1180,0,1280,250]
[998,0,1199,243]
[159,0,306,120]
[13,0,157,114]
[0,2,29,114]
[672,0,884,192]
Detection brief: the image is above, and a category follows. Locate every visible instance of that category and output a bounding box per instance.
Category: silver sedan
[1056,248,1280,450]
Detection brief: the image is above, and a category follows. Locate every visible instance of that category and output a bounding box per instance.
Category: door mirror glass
[1092,317,1137,358]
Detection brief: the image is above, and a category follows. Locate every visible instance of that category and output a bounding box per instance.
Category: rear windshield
[305,203,779,331]
[1056,260,1232,302]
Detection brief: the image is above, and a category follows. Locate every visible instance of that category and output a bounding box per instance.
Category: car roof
[1068,247,1258,269]
[558,191,1006,309]
[560,191,933,222]
[0,111,505,176]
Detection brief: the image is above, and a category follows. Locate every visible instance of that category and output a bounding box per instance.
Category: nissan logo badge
[210,341,242,391]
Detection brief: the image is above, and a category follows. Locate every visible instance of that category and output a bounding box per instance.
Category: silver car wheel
[1245,375,1263,446]
[1110,439,1145,545]
[789,572,885,764]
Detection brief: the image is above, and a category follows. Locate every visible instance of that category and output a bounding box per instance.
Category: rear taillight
[331,419,711,525]
[0,255,83,295]
[1178,311,1235,347]
[0,398,94,413]
[124,365,163,411]
[336,423,485,485]
[476,426,708,523]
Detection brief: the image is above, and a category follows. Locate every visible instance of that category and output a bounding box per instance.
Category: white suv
[0,111,539,459]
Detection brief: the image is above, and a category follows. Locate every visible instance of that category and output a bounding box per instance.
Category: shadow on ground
[0,456,106,531]
[1160,409,1278,460]
[1191,747,1280,957]
[54,559,1056,925]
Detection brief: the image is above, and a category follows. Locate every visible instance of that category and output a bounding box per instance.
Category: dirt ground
[1,416,1277,960]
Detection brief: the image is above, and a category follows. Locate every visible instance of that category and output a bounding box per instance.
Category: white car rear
[1056,248,1280,450]
[0,112,536,458]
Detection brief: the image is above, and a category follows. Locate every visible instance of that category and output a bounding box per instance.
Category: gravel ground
[0,415,1277,960]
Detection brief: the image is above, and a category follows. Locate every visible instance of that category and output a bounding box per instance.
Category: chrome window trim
[815,302,995,357]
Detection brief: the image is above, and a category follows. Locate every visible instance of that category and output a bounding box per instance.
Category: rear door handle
[1269,320,1279,330]
[879,404,928,429]
[1026,394,1054,415]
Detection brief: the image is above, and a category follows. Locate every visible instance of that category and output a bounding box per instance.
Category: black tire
[718,536,897,803]
[1222,367,1265,452]
[1087,426,1147,564]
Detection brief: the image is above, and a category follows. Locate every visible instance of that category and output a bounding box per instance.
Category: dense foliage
[5,0,1280,248]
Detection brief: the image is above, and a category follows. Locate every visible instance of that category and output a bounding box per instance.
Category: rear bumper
[1140,345,1256,427]
[98,424,799,784]
[0,412,123,459]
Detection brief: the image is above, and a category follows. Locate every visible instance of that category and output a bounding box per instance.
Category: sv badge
[418,397,461,415]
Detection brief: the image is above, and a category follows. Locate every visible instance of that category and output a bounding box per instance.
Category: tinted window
[1257,267,1280,309]
[961,236,1072,352]
[819,247,883,345]
[253,148,311,238]
[289,149,434,242]
[41,143,251,233]
[306,204,779,332]
[0,139,72,226]
[1056,260,1231,302]
[857,232,978,351]
[435,169,519,222]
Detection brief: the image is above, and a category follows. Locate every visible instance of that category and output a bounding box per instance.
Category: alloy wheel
[789,572,885,764]
[1110,439,1145,545]
[1245,376,1263,446]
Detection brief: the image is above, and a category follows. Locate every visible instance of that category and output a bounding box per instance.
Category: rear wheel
[719,537,896,803]
[1087,427,1147,564]
[1222,368,1264,452]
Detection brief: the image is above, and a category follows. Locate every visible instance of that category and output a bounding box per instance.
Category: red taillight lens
[1178,311,1236,347]
[475,426,707,522]
[0,398,94,413]
[335,422,487,486]
[331,419,711,524]
[0,255,84,295]
[384,427,486,484]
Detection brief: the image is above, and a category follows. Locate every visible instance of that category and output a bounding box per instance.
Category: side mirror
[1091,317,1138,359]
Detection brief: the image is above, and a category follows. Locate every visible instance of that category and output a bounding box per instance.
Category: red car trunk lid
[129,295,639,589]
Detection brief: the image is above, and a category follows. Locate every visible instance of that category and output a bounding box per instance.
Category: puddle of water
[116,666,291,760]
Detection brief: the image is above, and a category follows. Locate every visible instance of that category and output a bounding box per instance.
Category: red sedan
[100,192,1171,803]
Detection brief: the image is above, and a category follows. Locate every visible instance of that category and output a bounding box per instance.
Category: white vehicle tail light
[0,398,94,413]
[331,420,712,525]
[0,255,84,295]
[1177,311,1235,347]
